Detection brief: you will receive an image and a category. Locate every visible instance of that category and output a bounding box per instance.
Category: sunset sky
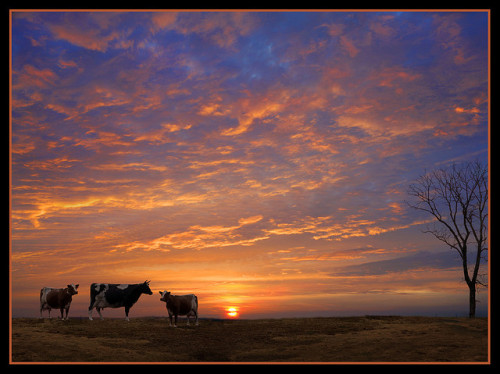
[11,10,489,319]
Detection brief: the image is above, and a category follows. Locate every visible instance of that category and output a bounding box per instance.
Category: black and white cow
[88,281,153,321]
[40,284,79,320]
[159,291,198,327]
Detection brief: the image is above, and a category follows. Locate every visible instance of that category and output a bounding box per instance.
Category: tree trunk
[469,284,476,318]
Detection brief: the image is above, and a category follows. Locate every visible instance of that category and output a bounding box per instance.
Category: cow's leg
[186,314,190,325]
[88,301,95,320]
[168,314,173,327]
[48,308,51,319]
[39,305,44,319]
[194,310,199,326]
[64,306,70,320]
[96,307,104,320]
[60,307,65,320]
[124,306,130,322]
[174,314,178,327]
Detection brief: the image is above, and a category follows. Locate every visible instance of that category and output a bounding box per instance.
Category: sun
[225,306,239,318]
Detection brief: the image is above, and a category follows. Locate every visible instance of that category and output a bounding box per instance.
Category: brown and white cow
[40,284,79,320]
[159,291,198,327]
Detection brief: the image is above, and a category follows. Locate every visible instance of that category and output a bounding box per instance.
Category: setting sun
[226,307,239,319]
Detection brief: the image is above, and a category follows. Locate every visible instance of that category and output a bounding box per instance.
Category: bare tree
[407,161,488,318]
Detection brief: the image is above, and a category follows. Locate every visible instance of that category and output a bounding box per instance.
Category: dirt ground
[10,316,489,363]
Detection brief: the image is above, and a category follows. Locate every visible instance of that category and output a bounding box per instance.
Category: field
[11,316,488,363]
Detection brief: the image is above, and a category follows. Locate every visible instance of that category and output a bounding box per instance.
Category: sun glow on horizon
[225,307,239,318]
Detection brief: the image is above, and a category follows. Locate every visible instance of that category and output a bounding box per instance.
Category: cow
[39,284,79,320]
[88,281,153,321]
[159,291,198,327]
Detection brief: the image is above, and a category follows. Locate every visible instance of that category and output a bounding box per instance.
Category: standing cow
[88,281,153,321]
[159,291,198,327]
[39,284,79,320]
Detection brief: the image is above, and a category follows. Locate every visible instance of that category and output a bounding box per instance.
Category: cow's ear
[75,284,79,289]
[158,291,162,295]
[67,284,71,288]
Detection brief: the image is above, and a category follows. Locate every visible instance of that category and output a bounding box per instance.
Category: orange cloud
[131,123,191,145]
[387,202,405,215]
[265,215,434,242]
[89,162,168,172]
[22,196,104,228]
[114,215,266,252]
[23,156,80,171]
[455,106,480,114]
[221,88,292,136]
[198,103,230,116]
[74,130,133,149]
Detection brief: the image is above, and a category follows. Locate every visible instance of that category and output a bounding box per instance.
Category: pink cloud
[376,67,421,88]
[433,14,475,65]
[369,16,395,38]
[339,35,360,58]
[160,12,257,49]
[150,12,178,33]
[322,23,344,37]
[13,64,57,89]
[49,23,119,52]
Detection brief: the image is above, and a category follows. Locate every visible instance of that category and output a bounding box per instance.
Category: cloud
[151,12,257,49]
[339,35,359,58]
[150,12,178,33]
[73,130,133,150]
[49,23,119,52]
[264,214,436,242]
[13,65,57,89]
[89,162,168,172]
[334,250,461,277]
[369,15,396,38]
[219,87,292,136]
[130,123,192,145]
[114,215,267,252]
[432,13,474,65]
[43,13,134,52]
[22,155,80,171]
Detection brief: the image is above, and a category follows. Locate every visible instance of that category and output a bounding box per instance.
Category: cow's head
[141,280,153,295]
[159,290,170,302]
[67,284,79,295]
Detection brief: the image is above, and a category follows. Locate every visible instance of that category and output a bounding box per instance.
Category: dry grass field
[10,316,488,363]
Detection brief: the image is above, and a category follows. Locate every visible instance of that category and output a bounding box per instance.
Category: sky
[10,10,489,319]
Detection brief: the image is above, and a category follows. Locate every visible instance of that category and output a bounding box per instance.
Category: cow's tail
[193,295,198,311]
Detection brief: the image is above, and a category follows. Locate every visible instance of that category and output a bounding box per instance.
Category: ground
[10,316,489,363]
